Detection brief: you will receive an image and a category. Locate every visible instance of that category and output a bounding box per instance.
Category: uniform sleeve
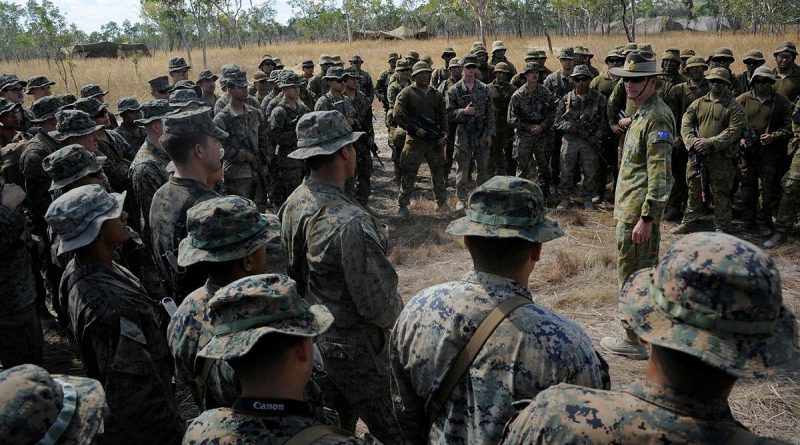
[484,87,496,137]
[363,72,374,102]
[554,95,570,132]
[19,149,52,233]
[594,95,609,140]
[0,202,26,252]
[338,217,402,329]
[257,109,273,162]
[214,113,247,163]
[131,162,164,225]
[393,88,414,133]
[269,107,298,149]
[709,100,745,153]
[771,95,794,142]
[389,322,429,445]
[314,96,329,111]
[607,80,626,127]
[446,86,466,123]
[438,91,449,135]
[641,124,674,218]
[680,99,700,148]
[507,92,524,131]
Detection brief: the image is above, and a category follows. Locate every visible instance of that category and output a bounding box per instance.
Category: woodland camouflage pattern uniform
[386,60,411,184]
[376,53,398,113]
[771,98,800,242]
[437,57,462,174]
[488,62,517,175]
[500,232,800,445]
[508,62,555,192]
[446,55,496,203]
[343,67,374,204]
[390,176,609,445]
[279,111,404,443]
[168,196,279,410]
[181,274,381,445]
[308,55,334,99]
[268,72,311,208]
[0,364,108,444]
[679,68,745,232]
[48,185,183,445]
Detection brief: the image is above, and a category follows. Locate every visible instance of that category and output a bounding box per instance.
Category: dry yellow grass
[1,31,798,108]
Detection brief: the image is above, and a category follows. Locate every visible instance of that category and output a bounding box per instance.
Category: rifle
[367,138,384,167]
[410,114,445,141]
[689,117,709,203]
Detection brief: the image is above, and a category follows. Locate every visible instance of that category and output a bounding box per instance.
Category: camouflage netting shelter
[353,25,430,40]
[60,42,151,59]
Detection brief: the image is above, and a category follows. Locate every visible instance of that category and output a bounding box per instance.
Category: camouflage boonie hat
[680,48,695,60]
[621,232,800,378]
[447,58,462,68]
[557,47,575,60]
[331,55,344,66]
[116,97,142,114]
[279,72,303,88]
[226,70,249,89]
[301,59,315,68]
[259,53,275,67]
[343,67,361,80]
[178,196,280,267]
[52,110,104,142]
[491,41,507,52]
[197,69,219,82]
[605,49,625,63]
[290,110,365,160]
[73,98,108,117]
[79,84,107,99]
[199,274,334,360]
[0,73,25,91]
[274,58,285,70]
[30,95,62,122]
[573,45,588,56]
[43,144,106,191]
[25,75,55,93]
[0,364,107,444]
[253,71,268,83]
[684,55,708,70]
[705,67,731,84]
[773,41,797,56]
[570,64,593,79]
[461,54,479,67]
[493,62,512,74]
[609,50,659,78]
[523,48,538,60]
[170,80,202,97]
[661,50,681,63]
[446,176,565,243]
[472,46,488,56]
[750,66,776,84]
[406,51,420,61]
[349,54,364,63]
[387,52,400,62]
[394,60,411,72]
[45,184,126,254]
[323,66,345,80]
[318,54,334,65]
[163,108,228,139]
[411,61,433,77]
[743,49,765,63]
[621,43,638,55]
[149,75,170,92]
[0,97,18,116]
[168,56,191,72]
[169,89,204,109]
[268,69,285,83]
[136,99,173,125]
[219,63,241,87]
[711,47,735,60]
[522,62,545,75]
[57,94,76,111]
[441,47,456,57]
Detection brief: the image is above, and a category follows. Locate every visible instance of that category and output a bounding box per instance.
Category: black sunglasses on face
[623,77,647,84]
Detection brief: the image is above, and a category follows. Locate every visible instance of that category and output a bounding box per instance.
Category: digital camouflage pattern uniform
[394,63,449,208]
[391,176,609,445]
[501,232,800,445]
[19,96,61,235]
[0,364,107,444]
[0,179,43,368]
[268,74,311,208]
[344,68,375,204]
[679,70,746,232]
[386,62,411,184]
[73,98,134,193]
[375,53,398,113]
[308,55,334,99]
[182,274,381,445]
[507,64,555,192]
[48,185,183,445]
[113,97,147,152]
[279,111,404,443]
[488,63,517,175]
[150,110,226,301]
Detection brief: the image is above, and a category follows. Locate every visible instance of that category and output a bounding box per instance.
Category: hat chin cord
[37,379,78,445]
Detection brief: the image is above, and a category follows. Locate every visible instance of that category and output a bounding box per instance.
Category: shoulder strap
[284,424,354,445]
[194,355,217,411]
[425,295,531,426]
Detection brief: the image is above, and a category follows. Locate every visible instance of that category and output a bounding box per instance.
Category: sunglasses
[331,79,344,83]
[751,79,772,85]
[708,79,726,85]
[776,54,793,61]
[464,65,478,69]
[5,87,23,93]
[623,77,647,84]
[574,77,591,83]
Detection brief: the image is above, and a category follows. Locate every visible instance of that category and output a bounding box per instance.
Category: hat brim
[198,304,334,360]
[621,269,800,378]
[200,75,220,82]
[85,91,108,99]
[49,155,106,191]
[116,106,142,115]
[53,124,105,142]
[177,213,281,267]
[750,74,776,84]
[684,62,709,70]
[169,66,191,72]
[58,191,126,255]
[289,131,365,160]
[445,214,565,243]
[773,48,797,56]
[25,81,56,93]
[54,374,107,442]
[135,112,173,125]
[743,57,766,63]
[30,112,57,123]
[608,67,660,78]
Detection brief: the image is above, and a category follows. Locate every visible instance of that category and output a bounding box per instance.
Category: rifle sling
[425,295,531,427]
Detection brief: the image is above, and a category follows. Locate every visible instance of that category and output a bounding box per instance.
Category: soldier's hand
[531,125,544,135]
[673,137,684,149]
[632,218,652,245]
[618,117,632,128]
[739,138,748,149]
[485,135,493,147]
[695,138,713,153]
[463,102,476,116]
[346,117,355,127]
[245,152,255,163]
[1,184,26,210]
[416,128,427,138]
[760,133,774,145]
[611,124,624,135]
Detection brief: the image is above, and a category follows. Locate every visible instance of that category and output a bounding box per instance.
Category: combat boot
[600,327,648,360]
[397,206,410,219]
[556,200,570,211]
[764,232,786,249]
[663,207,683,222]
[670,221,699,235]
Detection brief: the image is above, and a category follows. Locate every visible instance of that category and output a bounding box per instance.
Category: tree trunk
[478,14,486,45]
[631,0,637,41]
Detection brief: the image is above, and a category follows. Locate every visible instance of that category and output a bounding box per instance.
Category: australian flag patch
[655,130,671,142]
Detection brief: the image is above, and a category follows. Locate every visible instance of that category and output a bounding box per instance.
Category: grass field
[21,32,800,443]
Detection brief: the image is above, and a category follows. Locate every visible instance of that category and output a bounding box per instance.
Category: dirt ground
[39,109,800,443]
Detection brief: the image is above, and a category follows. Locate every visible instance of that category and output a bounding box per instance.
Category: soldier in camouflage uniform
[386,60,411,184]
[672,68,745,234]
[252,71,269,103]
[472,46,493,83]
[736,49,766,93]
[708,48,744,97]
[19,96,61,235]
[511,49,552,88]
[736,67,793,236]
[344,67,375,204]
[51,109,103,159]
[182,274,381,445]
[590,50,626,201]
[765,97,800,248]
[314,67,356,125]
[390,176,610,444]
[112,97,146,152]
[554,64,608,210]
[502,232,800,445]
[601,50,675,359]
[279,111,404,443]
[432,48,456,88]
[488,62,516,175]
[447,55,496,209]
[150,109,227,302]
[268,72,311,207]
[662,56,710,221]
[0,74,31,132]
[0,97,29,187]
[261,70,287,118]
[149,75,171,100]
[78,84,118,130]
[0,180,43,368]
[773,41,800,103]
[349,54,374,103]
[46,184,183,444]
[679,48,695,73]
[214,68,271,208]
[376,53,399,114]
[0,364,107,444]
[508,62,556,197]
[197,69,219,108]
[214,64,261,116]
[437,58,462,175]
[168,56,191,84]
[659,48,686,95]
[394,62,451,217]
[490,41,517,76]
[24,75,55,101]
[168,196,279,410]
[308,54,335,99]
[73,98,133,194]
[544,47,578,190]
[574,46,600,78]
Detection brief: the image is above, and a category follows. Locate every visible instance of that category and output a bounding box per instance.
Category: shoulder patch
[655,131,671,142]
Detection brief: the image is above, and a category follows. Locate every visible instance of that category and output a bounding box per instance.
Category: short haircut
[227,333,305,374]
[160,132,208,165]
[465,235,538,270]
[306,151,338,171]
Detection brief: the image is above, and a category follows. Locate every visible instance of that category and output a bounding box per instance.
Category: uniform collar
[626,381,734,421]
[632,93,660,118]
[462,269,533,301]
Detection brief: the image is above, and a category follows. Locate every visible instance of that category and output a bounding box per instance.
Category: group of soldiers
[0,38,798,445]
